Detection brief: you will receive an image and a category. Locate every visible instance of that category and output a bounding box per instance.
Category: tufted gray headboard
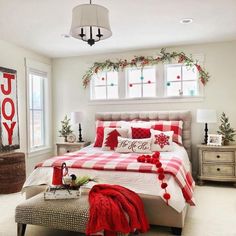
[95,110,192,159]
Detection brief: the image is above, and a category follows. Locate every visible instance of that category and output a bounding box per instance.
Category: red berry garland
[137,152,171,205]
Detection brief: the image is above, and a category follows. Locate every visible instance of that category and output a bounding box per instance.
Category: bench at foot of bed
[15,193,128,236]
[171,227,182,235]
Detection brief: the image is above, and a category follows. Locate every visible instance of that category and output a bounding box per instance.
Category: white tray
[44,188,81,200]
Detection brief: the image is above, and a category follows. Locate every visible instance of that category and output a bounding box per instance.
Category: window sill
[27,146,53,158]
[88,96,204,105]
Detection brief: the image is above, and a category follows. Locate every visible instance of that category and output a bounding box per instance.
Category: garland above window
[82,48,210,88]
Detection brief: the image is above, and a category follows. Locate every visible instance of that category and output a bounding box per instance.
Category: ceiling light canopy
[70,0,112,46]
[180,18,193,24]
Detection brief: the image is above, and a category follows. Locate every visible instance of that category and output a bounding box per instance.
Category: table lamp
[71,111,84,142]
[197,109,217,144]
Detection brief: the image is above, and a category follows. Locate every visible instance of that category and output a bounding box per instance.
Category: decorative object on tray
[52,163,68,186]
[48,162,97,199]
[44,186,81,200]
[197,109,217,144]
[58,115,73,142]
[217,112,236,146]
[82,48,210,88]
[207,134,222,146]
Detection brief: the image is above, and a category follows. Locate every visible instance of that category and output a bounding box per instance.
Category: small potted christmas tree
[217,112,236,145]
[59,115,73,142]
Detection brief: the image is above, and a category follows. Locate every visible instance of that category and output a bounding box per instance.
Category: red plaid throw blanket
[36,151,195,205]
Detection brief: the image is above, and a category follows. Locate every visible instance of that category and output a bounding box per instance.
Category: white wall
[0,39,53,175]
[52,40,236,177]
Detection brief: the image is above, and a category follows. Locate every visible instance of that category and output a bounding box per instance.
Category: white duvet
[23,142,191,213]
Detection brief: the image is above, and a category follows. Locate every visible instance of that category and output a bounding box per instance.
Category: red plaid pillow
[131,127,151,139]
[151,120,183,145]
[94,121,122,147]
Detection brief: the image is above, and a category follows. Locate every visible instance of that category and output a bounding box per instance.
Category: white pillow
[115,137,152,153]
[102,128,128,151]
[151,129,174,152]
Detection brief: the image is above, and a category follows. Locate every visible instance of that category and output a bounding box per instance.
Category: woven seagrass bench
[15,193,128,236]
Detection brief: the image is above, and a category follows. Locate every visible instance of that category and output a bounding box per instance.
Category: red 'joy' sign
[0,67,20,151]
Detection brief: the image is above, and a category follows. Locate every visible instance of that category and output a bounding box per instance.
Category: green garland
[82,48,210,88]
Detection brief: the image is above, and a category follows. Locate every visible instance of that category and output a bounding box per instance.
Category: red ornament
[158,173,165,180]
[157,167,164,173]
[151,158,158,164]
[176,75,181,79]
[161,183,168,189]
[152,152,160,159]
[196,64,202,72]
[163,193,171,200]
[156,162,162,168]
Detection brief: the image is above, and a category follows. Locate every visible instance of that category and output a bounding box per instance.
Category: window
[165,64,199,97]
[126,67,156,98]
[26,59,51,153]
[91,71,118,100]
[29,70,45,149]
[90,62,202,102]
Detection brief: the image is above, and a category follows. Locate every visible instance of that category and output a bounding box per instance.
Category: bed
[23,110,194,235]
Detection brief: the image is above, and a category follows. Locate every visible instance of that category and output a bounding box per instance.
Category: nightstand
[197,144,236,186]
[56,141,91,155]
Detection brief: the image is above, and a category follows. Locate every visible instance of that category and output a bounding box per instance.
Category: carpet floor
[0,184,236,236]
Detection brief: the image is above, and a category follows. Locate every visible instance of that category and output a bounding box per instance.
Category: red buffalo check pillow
[102,128,128,151]
[131,127,151,139]
[151,120,183,145]
[94,121,122,147]
[151,130,174,152]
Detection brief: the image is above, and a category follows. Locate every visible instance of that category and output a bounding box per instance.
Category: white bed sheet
[23,142,191,213]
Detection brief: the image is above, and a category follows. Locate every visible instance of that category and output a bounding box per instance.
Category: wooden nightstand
[197,144,236,186]
[56,141,91,155]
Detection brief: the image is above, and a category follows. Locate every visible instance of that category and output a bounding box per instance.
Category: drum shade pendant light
[70,0,112,46]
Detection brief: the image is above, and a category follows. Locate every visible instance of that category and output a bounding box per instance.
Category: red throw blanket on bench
[86,184,149,236]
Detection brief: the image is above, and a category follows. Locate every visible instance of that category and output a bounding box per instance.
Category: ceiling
[0,0,236,58]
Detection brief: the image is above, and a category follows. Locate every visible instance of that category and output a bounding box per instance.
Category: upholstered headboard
[95,110,192,159]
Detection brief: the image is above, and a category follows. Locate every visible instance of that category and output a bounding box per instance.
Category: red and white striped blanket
[36,151,195,205]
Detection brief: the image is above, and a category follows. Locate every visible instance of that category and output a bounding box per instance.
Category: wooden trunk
[0,152,26,194]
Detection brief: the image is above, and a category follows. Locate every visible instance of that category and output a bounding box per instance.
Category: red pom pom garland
[163,193,171,200]
[137,151,171,205]
[161,182,168,189]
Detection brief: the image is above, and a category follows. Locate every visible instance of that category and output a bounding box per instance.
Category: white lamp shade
[70,4,112,41]
[197,109,217,123]
[71,112,83,124]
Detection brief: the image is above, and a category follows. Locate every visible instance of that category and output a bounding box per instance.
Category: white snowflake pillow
[151,129,174,152]
[102,128,129,151]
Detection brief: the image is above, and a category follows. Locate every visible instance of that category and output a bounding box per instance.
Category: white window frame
[90,71,119,100]
[25,59,52,155]
[125,66,157,98]
[164,63,203,98]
